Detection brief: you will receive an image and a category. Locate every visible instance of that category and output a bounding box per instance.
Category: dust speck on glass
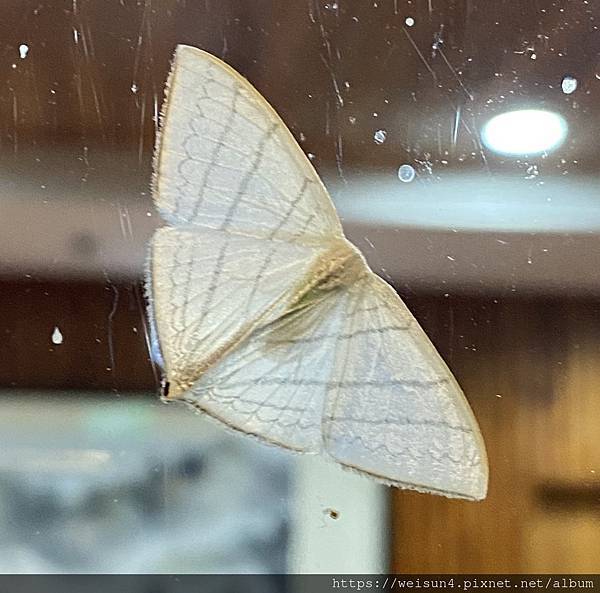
[374,129,387,144]
[397,163,416,183]
[0,0,598,576]
[561,75,577,95]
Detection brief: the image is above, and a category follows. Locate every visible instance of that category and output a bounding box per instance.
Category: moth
[147,45,488,500]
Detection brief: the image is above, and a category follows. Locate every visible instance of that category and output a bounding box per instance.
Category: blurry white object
[289,456,387,573]
[0,394,289,574]
[481,109,567,155]
[3,166,600,297]
[51,326,63,345]
[0,546,57,574]
[397,164,416,183]
[147,45,488,500]
[561,75,577,95]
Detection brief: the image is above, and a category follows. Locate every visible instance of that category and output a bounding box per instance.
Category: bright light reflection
[481,109,567,156]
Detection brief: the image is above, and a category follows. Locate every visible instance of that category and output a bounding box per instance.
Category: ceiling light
[481,109,567,156]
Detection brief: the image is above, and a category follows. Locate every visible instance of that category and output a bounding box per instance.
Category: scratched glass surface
[0,0,598,574]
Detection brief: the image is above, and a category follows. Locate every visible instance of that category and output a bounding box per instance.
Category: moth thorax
[315,241,366,291]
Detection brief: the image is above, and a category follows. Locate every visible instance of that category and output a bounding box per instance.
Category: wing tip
[172,44,231,72]
[461,471,488,501]
[173,43,207,60]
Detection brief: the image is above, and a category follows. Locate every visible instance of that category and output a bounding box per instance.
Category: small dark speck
[324,507,340,520]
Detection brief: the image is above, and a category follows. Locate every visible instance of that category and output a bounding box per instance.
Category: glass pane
[0,0,598,574]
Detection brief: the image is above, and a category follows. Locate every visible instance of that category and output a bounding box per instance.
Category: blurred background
[0,0,599,574]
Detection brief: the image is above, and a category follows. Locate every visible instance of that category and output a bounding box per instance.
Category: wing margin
[152,44,343,243]
[321,274,488,500]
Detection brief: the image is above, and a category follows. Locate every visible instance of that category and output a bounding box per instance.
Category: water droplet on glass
[374,129,387,144]
[405,17,415,26]
[397,164,416,183]
[51,326,63,345]
[561,75,577,95]
[19,44,29,59]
